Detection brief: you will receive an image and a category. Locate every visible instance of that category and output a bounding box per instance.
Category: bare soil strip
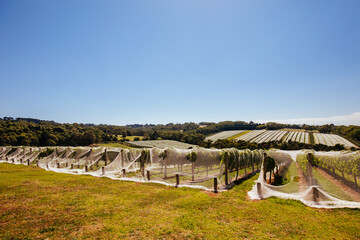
[297,162,308,192]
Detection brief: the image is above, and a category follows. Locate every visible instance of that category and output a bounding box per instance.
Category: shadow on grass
[317,166,360,194]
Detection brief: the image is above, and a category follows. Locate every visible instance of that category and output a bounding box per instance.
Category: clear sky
[1,0,360,125]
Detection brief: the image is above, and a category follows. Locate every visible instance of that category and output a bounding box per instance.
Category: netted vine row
[315,152,360,185]
[0,146,264,191]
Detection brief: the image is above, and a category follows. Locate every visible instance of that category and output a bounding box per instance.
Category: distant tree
[82,130,96,145]
[143,134,150,140]
[150,130,159,140]
[126,129,133,136]
[121,130,128,138]
[17,133,31,146]
[350,129,360,142]
[318,124,335,133]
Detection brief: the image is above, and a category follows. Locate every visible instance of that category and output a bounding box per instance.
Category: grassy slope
[94,142,134,148]
[227,130,251,141]
[0,164,359,239]
[117,135,144,141]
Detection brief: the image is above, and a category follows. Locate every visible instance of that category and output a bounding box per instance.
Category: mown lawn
[0,163,359,239]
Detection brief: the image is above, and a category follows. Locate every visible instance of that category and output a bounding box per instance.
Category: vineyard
[315,152,360,186]
[207,130,357,148]
[313,133,357,148]
[127,140,196,149]
[205,130,245,142]
[1,145,360,208]
[0,146,263,192]
[249,150,360,208]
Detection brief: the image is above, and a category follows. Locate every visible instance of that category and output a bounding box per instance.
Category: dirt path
[296,162,308,192]
[316,168,360,202]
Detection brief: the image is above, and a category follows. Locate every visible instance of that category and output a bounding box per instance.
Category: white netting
[248,149,360,208]
[2,146,359,208]
[0,146,262,192]
[0,146,41,166]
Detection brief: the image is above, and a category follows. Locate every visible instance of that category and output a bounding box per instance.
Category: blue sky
[1,0,360,125]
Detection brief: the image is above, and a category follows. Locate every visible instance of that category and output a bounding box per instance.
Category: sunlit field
[1,163,359,239]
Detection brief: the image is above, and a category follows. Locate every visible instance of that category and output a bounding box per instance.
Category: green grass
[312,167,354,201]
[95,142,134,149]
[309,132,315,145]
[320,165,359,186]
[227,130,251,141]
[274,162,301,193]
[117,135,144,141]
[0,163,360,239]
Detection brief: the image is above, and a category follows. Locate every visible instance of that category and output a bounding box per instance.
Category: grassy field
[117,135,144,141]
[0,163,360,239]
[92,142,134,149]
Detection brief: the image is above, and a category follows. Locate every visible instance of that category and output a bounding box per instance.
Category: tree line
[0,117,359,149]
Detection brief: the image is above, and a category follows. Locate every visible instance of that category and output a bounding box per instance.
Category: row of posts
[6,157,31,166]
[54,161,220,192]
[7,157,221,193]
[174,173,218,193]
[224,154,259,186]
[7,149,221,193]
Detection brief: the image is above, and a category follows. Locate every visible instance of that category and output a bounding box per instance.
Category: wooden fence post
[313,186,319,202]
[122,169,126,177]
[214,177,218,193]
[252,159,255,173]
[102,167,105,175]
[236,165,239,180]
[192,162,195,181]
[225,157,229,185]
[85,165,88,172]
[147,170,150,181]
[354,174,357,186]
[104,149,108,166]
[176,174,180,187]
[121,150,124,168]
[257,182,262,198]
[27,159,30,165]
